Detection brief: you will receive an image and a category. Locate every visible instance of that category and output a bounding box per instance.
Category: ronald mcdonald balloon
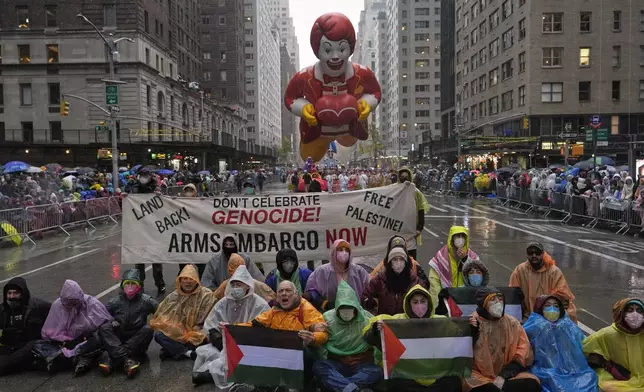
[284,12,382,162]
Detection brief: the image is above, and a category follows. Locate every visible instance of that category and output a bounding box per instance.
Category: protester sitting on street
[461,258,490,287]
[149,264,217,361]
[522,295,598,392]
[39,280,113,376]
[201,235,264,290]
[97,269,159,378]
[509,242,577,322]
[370,235,430,287]
[464,287,541,392]
[363,284,463,392]
[397,167,430,260]
[304,239,370,312]
[312,280,382,392]
[265,248,313,296]
[362,247,426,316]
[213,253,275,303]
[583,298,644,392]
[192,265,270,387]
[0,277,51,376]
[428,226,480,311]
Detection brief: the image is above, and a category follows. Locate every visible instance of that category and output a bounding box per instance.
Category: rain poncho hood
[398,167,414,183]
[462,258,490,287]
[582,298,644,392]
[149,264,217,345]
[275,248,304,294]
[213,255,275,302]
[370,236,427,286]
[41,280,113,342]
[523,296,598,392]
[402,284,435,319]
[3,276,31,307]
[120,268,143,288]
[323,280,373,357]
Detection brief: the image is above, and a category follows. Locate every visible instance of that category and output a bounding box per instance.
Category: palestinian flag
[441,287,524,321]
[381,318,474,380]
[224,326,303,389]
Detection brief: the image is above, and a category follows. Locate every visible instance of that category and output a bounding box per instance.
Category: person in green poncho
[312,280,383,392]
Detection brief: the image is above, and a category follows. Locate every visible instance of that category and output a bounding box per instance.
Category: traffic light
[60,101,70,116]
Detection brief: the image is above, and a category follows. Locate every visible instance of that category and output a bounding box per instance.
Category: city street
[2,183,643,390]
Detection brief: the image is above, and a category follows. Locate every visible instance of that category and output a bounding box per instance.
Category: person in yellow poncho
[149,264,217,361]
[362,285,463,391]
[583,298,644,392]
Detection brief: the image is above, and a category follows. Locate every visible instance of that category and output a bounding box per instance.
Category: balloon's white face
[317,36,351,76]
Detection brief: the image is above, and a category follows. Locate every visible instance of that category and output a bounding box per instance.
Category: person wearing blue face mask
[462,259,489,288]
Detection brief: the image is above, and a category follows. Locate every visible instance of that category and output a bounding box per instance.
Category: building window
[220,71,227,81]
[146,85,151,107]
[580,12,591,32]
[16,6,29,29]
[612,80,621,100]
[204,71,211,81]
[18,44,31,64]
[48,83,60,105]
[519,18,526,40]
[579,81,591,102]
[22,122,33,143]
[612,46,621,67]
[489,38,499,58]
[489,68,499,86]
[579,47,591,67]
[219,16,226,25]
[541,82,563,102]
[542,47,562,67]
[20,83,32,106]
[502,0,513,20]
[220,51,227,62]
[203,51,211,60]
[501,90,513,111]
[518,51,526,73]
[488,96,499,115]
[518,85,526,106]
[104,4,116,27]
[542,13,563,33]
[641,11,644,31]
[489,9,499,30]
[639,80,644,100]
[50,121,62,141]
[613,11,621,32]
[46,44,58,63]
[145,48,150,64]
[502,59,513,80]
[502,28,514,50]
[45,5,57,28]
[144,11,149,32]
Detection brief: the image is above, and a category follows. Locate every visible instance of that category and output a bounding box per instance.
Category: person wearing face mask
[38,280,113,376]
[509,242,577,322]
[96,269,159,378]
[361,247,426,316]
[201,235,264,290]
[304,239,370,312]
[464,287,541,392]
[213,253,275,303]
[583,298,644,391]
[312,280,382,392]
[0,277,51,376]
[370,235,430,288]
[522,295,598,392]
[462,259,490,288]
[428,226,480,312]
[265,248,313,296]
[149,265,217,361]
[192,265,270,387]
[363,285,463,391]
[397,167,430,260]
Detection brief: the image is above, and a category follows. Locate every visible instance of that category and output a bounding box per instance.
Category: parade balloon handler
[284,12,382,162]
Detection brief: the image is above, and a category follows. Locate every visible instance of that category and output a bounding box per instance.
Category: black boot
[192,371,213,385]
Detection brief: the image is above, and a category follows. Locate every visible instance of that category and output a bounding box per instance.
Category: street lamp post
[77,13,134,192]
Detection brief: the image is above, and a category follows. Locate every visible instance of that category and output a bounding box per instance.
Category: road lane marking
[425,215,465,218]
[579,308,612,325]
[427,204,448,212]
[489,204,527,214]
[423,227,440,238]
[0,249,101,284]
[578,322,596,335]
[96,266,152,299]
[578,239,644,254]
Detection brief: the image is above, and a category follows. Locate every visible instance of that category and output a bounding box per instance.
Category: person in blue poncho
[523,295,598,392]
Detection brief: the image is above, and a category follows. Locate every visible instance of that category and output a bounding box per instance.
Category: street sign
[105,85,119,105]
[591,114,601,126]
[95,125,109,132]
[585,129,594,142]
[597,128,609,146]
[558,132,578,139]
[565,122,572,131]
[110,106,120,113]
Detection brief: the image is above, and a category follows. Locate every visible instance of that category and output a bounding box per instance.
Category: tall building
[383,0,443,162]
[268,0,300,70]
[280,44,297,162]
[451,0,644,165]
[440,0,457,143]
[0,0,255,168]
[201,0,246,105]
[244,0,282,154]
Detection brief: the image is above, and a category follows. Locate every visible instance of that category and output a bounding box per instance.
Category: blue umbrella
[131,164,142,173]
[198,170,210,175]
[157,169,174,176]
[2,161,30,173]
[588,156,615,166]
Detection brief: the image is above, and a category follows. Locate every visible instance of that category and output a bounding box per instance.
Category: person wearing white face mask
[464,287,540,392]
[265,248,313,298]
[312,281,382,392]
[361,247,426,316]
[583,298,644,391]
[212,254,275,304]
[304,240,370,312]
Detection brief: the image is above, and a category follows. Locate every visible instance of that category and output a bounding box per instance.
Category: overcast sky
[290,0,364,69]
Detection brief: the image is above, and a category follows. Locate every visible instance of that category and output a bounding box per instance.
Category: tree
[278,136,292,162]
[357,123,385,164]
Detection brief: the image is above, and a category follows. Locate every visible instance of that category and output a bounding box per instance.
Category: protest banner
[121,183,417,264]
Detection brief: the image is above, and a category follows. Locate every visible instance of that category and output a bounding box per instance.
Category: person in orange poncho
[464,287,541,392]
[213,253,275,303]
[509,242,577,322]
[150,264,216,360]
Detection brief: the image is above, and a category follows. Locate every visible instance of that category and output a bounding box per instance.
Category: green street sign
[105,85,119,105]
[596,128,608,141]
[585,129,594,142]
[95,125,109,132]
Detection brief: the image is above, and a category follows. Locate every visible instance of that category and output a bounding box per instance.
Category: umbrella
[2,161,30,173]
[497,167,518,174]
[573,160,594,170]
[588,156,615,166]
[26,166,43,173]
[157,169,174,176]
[549,164,566,170]
[198,170,210,175]
[62,170,78,176]
[45,163,63,173]
[75,167,95,175]
[130,164,142,173]
[142,165,158,172]
[118,167,129,172]
[616,165,630,172]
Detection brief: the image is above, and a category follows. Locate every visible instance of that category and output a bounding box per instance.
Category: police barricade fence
[0,197,121,245]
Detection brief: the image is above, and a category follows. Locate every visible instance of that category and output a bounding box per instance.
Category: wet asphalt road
[1,182,643,391]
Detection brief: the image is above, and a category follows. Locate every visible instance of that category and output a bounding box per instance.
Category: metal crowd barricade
[597,199,630,233]
[628,203,644,234]
[545,191,571,220]
[24,203,66,238]
[0,207,35,245]
[108,196,122,219]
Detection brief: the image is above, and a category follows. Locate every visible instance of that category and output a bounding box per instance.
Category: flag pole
[380,324,389,380]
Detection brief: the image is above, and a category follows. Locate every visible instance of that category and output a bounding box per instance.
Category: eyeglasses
[527,250,542,256]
